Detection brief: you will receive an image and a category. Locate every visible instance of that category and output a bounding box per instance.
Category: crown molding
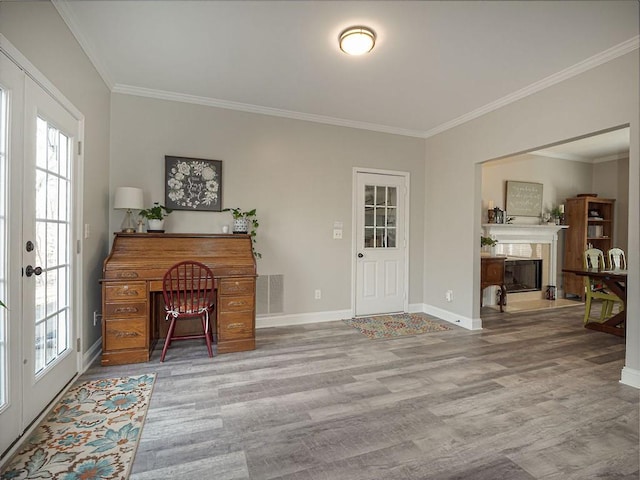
[111,84,427,138]
[49,2,638,140]
[421,36,640,139]
[52,0,115,89]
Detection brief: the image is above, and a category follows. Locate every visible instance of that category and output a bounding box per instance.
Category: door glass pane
[363,184,398,249]
[34,117,71,376]
[0,87,7,409]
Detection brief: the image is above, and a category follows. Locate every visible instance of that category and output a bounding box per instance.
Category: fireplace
[482,224,568,296]
[504,259,542,293]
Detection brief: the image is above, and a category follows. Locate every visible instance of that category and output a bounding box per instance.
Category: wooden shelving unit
[563,196,615,299]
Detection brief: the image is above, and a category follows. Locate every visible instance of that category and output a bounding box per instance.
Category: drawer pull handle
[114,331,140,338]
[228,301,247,307]
[226,322,245,330]
[113,306,139,314]
[117,272,139,278]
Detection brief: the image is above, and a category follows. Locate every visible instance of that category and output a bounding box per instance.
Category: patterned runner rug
[344,312,451,339]
[1,374,156,480]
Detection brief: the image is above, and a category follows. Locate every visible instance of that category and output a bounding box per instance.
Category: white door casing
[0,46,25,457]
[353,169,409,317]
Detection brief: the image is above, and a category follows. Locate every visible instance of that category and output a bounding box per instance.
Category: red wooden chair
[161,261,215,362]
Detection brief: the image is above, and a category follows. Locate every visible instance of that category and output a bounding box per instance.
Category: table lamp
[114,187,144,233]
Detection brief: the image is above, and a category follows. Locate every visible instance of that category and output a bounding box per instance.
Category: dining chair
[607,247,627,270]
[583,248,622,324]
[161,260,215,362]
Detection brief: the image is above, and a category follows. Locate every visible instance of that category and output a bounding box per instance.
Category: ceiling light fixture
[339,26,376,55]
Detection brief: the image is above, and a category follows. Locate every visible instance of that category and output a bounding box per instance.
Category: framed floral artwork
[165,156,222,211]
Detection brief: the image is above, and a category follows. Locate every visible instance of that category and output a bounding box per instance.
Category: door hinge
[77,239,81,254]
[76,338,81,351]
[77,141,82,156]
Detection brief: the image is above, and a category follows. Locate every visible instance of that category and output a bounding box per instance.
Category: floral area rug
[1,374,155,480]
[344,312,451,339]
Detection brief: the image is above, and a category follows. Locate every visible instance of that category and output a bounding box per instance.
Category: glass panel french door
[0,50,25,457]
[21,77,78,427]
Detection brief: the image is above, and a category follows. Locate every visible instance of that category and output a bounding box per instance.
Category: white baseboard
[256,304,480,330]
[256,309,352,328]
[620,366,640,389]
[82,338,102,372]
[422,304,481,330]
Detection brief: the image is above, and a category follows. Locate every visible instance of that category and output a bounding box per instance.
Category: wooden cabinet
[481,256,506,312]
[101,233,257,366]
[563,196,615,299]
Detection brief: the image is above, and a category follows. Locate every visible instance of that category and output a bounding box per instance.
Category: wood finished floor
[82,305,639,480]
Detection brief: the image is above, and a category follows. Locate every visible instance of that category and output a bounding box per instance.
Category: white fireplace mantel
[482,223,569,289]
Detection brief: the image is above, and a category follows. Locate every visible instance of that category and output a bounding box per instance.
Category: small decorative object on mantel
[165,155,222,212]
[139,202,172,233]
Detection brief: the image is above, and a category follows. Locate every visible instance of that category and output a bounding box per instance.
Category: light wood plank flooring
[82,305,639,479]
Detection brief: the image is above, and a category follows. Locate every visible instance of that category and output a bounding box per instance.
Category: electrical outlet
[333,229,342,239]
[445,290,453,302]
[314,289,322,300]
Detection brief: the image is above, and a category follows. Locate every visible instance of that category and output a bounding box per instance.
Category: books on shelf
[587,225,604,238]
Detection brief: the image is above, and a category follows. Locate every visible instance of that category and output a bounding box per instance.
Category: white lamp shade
[114,187,144,210]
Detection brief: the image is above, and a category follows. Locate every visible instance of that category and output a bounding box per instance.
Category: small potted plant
[223,207,261,258]
[139,202,172,232]
[481,235,498,256]
[549,206,563,225]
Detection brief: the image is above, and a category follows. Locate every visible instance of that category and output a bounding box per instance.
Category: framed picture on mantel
[165,156,222,211]
[505,181,543,217]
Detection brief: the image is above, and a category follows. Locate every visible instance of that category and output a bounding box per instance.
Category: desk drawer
[218,312,254,340]
[104,317,147,350]
[218,295,254,313]
[104,301,147,317]
[104,282,147,301]
[219,278,254,296]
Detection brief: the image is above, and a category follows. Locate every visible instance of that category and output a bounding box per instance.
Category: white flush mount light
[339,26,376,55]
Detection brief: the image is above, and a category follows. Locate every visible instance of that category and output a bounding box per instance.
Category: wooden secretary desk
[101,233,257,366]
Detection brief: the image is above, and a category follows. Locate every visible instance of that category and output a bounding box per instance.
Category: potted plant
[481,235,498,256]
[223,207,261,258]
[139,202,172,231]
[549,206,563,225]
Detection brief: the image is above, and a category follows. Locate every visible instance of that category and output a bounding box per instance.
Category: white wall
[593,157,630,253]
[109,93,425,316]
[424,50,640,386]
[0,1,111,353]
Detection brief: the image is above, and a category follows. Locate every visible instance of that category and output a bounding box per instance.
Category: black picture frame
[165,156,222,211]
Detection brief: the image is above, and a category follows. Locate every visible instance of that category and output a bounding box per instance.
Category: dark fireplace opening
[504,259,542,293]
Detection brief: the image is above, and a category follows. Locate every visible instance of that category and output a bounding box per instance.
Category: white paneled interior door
[354,170,409,316]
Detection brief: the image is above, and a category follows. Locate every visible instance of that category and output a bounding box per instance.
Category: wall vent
[256,274,284,315]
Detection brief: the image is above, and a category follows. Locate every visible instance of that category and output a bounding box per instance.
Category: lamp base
[120,209,137,233]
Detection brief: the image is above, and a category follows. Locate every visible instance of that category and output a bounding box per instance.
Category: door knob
[25,265,43,277]
[357,253,364,258]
